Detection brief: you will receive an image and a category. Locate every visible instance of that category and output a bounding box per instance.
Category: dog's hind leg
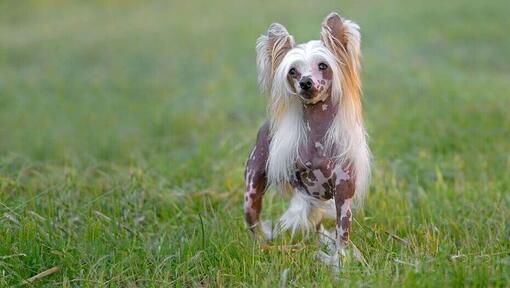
[244,123,271,240]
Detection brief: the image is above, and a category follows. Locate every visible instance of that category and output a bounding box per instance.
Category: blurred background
[0,0,509,286]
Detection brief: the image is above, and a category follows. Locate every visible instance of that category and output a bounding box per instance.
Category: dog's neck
[301,95,336,142]
[295,94,337,171]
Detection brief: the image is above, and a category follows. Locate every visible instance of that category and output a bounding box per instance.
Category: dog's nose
[299,77,313,91]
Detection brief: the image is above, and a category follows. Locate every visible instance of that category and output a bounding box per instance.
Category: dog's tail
[277,192,324,238]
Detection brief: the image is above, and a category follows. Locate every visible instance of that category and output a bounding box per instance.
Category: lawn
[1,0,509,286]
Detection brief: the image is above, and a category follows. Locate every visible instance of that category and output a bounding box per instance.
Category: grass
[1,0,510,286]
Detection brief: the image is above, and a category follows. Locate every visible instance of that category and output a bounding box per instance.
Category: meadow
[1,0,509,286]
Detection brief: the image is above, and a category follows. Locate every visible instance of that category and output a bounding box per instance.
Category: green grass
[1,0,510,286]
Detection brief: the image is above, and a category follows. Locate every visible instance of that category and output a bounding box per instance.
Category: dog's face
[284,42,334,104]
[256,12,362,118]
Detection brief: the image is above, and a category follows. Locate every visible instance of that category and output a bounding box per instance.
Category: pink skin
[310,64,326,88]
[244,123,270,233]
[288,60,333,103]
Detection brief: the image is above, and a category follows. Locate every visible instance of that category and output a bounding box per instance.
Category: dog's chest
[290,100,350,200]
[293,141,349,200]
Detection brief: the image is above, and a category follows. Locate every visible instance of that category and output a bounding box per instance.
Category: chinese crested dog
[243,12,371,267]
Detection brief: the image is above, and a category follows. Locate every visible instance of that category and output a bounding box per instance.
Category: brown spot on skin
[244,122,270,230]
[292,97,343,201]
[341,210,352,231]
[342,231,349,242]
[337,178,355,199]
[334,169,354,245]
[291,65,331,102]
[302,170,318,184]
[322,182,334,199]
[322,65,333,80]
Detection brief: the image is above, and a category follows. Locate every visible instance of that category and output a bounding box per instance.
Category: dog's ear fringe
[320,12,361,86]
[320,12,362,121]
[256,23,295,96]
[321,13,370,203]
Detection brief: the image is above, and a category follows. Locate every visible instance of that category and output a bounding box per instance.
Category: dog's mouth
[297,84,331,104]
[298,89,322,104]
[298,88,316,99]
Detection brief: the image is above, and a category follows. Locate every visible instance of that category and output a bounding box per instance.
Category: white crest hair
[256,15,371,203]
[322,17,371,203]
[256,23,295,96]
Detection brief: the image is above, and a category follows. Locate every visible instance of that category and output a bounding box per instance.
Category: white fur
[256,23,295,96]
[266,100,305,187]
[277,192,336,237]
[324,19,370,204]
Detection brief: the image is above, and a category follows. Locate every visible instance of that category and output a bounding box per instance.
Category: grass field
[1,0,510,286]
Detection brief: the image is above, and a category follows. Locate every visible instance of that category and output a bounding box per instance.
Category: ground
[0,0,509,286]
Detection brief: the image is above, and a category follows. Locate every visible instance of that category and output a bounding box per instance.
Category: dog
[243,12,371,267]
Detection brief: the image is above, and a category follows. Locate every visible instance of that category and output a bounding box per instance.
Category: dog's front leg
[335,192,353,251]
[334,174,355,261]
[317,172,355,270]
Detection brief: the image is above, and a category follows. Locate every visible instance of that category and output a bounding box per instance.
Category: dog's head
[256,12,362,118]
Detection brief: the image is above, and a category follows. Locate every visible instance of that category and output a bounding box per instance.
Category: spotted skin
[244,122,270,231]
[288,58,333,103]
[295,165,350,200]
[335,182,354,248]
[244,95,356,248]
[292,96,345,199]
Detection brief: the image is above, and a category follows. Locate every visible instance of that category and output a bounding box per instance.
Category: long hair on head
[321,12,371,202]
[256,22,303,189]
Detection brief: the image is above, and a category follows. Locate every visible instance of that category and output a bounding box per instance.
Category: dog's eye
[318,63,328,71]
[288,68,296,76]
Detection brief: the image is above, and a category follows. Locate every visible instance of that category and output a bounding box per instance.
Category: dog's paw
[316,250,338,266]
[251,220,276,242]
[259,220,275,241]
[317,226,336,254]
[316,247,349,275]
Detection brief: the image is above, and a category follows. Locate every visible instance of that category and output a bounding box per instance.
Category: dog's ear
[256,23,295,95]
[321,12,361,77]
[321,12,361,103]
[321,12,348,48]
